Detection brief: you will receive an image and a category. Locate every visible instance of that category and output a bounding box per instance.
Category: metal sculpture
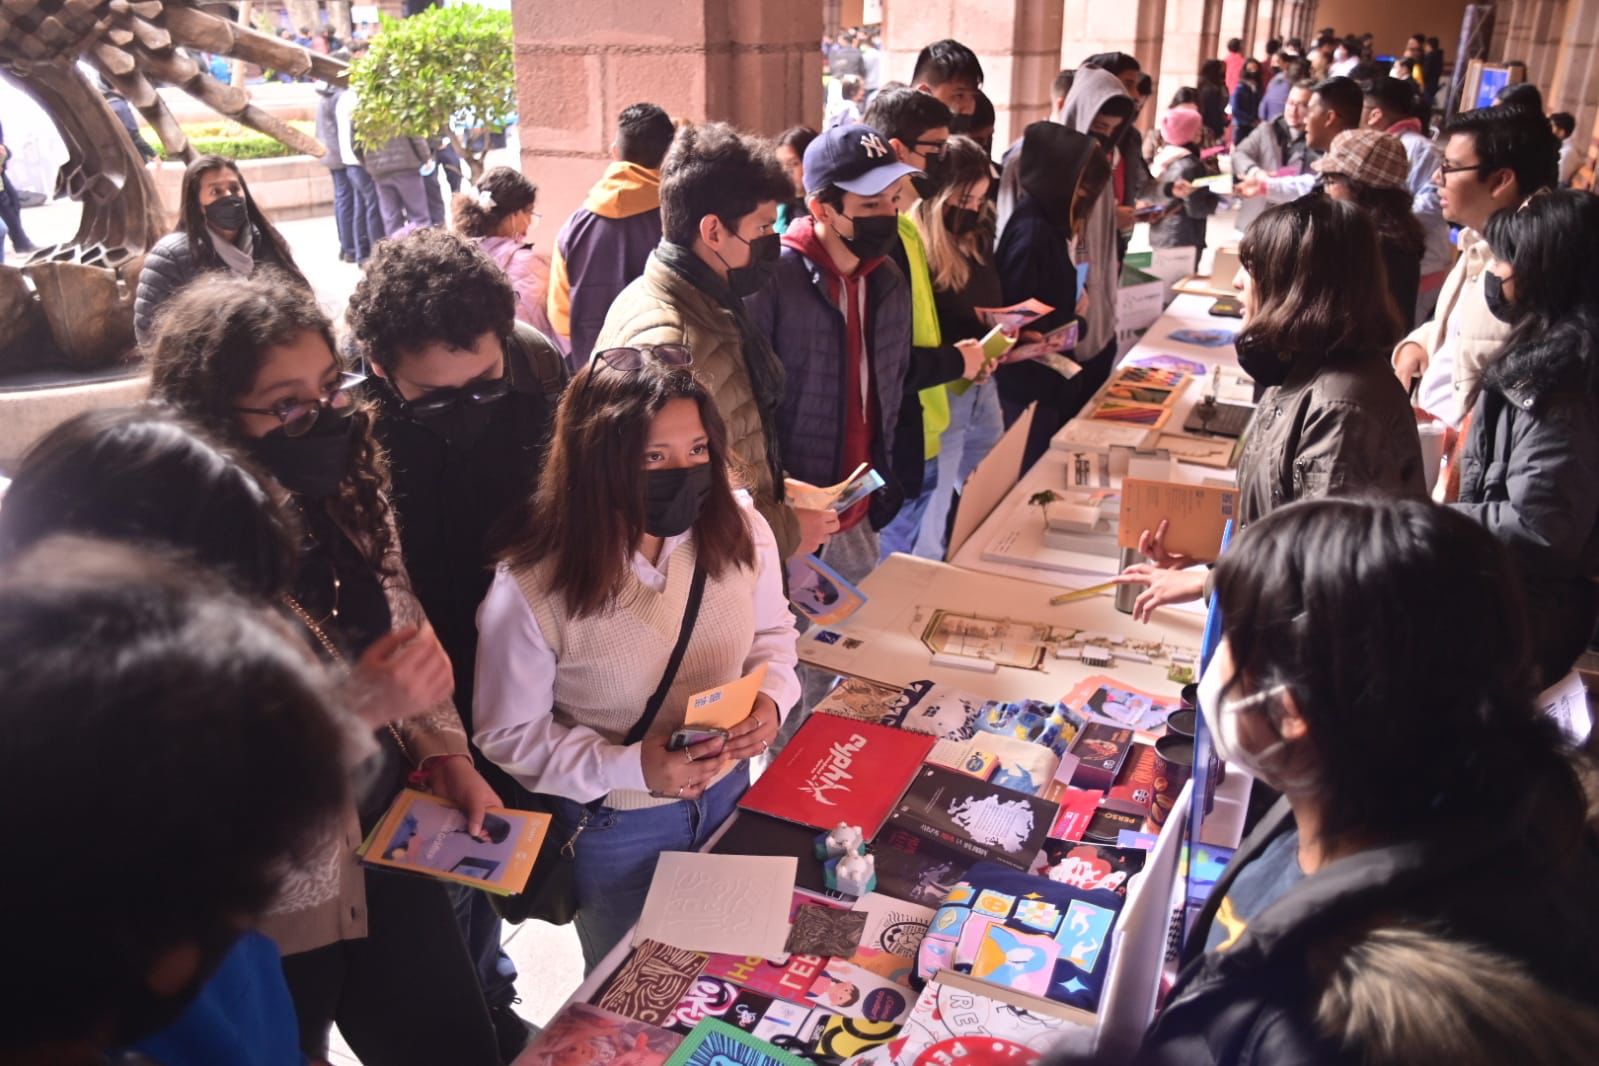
[0,0,345,370]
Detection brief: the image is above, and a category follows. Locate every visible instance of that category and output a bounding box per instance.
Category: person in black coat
[1137,497,1599,1065]
[133,154,307,347]
[1148,107,1221,271]
[994,121,1108,468]
[1453,189,1599,686]
[346,228,561,1062]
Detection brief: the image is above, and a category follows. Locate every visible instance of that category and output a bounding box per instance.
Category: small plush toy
[814,822,865,860]
[825,851,877,897]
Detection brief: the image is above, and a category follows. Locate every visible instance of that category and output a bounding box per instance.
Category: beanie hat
[1160,107,1205,147]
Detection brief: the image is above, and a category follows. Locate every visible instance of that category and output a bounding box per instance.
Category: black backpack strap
[508,320,570,404]
[624,557,710,746]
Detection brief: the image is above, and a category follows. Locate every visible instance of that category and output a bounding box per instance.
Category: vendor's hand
[955,338,987,381]
[427,754,499,838]
[641,731,726,802]
[720,693,781,762]
[1236,175,1266,198]
[794,506,841,556]
[1113,565,1208,623]
[1137,519,1195,570]
[352,622,453,723]
[1393,341,1428,388]
[1172,178,1195,200]
[1115,204,1137,230]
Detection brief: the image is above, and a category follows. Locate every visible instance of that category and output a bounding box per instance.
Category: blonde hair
[913,135,995,293]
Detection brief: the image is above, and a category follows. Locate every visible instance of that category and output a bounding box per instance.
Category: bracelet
[409,752,469,788]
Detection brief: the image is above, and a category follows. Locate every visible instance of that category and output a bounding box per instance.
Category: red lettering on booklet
[915,1037,1039,1066]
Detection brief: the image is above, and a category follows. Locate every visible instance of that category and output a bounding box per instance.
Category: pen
[1050,579,1119,605]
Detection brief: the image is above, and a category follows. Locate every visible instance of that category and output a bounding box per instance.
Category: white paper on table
[633,851,797,958]
[1538,670,1592,746]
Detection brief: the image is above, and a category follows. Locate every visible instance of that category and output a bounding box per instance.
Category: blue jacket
[746,234,912,530]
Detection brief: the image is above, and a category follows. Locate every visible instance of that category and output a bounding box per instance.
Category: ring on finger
[750,714,761,731]
[685,749,695,763]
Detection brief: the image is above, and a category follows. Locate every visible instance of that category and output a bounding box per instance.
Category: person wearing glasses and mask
[147,270,505,1066]
[134,154,308,347]
[1139,497,1599,1064]
[862,87,988,561]
[346,228,564,1061]
[475,350,799,971]
[599,122,828,562]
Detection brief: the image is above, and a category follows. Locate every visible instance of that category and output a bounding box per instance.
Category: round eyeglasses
[234,370,367,438]
[591,344,693,372]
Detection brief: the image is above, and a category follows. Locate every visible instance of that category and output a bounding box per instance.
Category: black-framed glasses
[1435,161,1482,179]
[394,375,512,419]
[592,344,693,372]
[234,370,367,438]
[911,139,948,157]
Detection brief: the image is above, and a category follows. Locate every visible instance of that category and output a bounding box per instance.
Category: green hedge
[150,122,316,162]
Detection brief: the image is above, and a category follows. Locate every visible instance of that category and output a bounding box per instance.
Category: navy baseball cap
[803,123,921,197]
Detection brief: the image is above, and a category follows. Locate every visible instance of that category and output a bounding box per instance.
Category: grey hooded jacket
[1057,68,1130,360]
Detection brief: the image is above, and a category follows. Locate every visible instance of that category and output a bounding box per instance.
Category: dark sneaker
[489,1000,535,1064]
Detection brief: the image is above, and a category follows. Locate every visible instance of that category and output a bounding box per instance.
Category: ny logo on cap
[859,132,889,159]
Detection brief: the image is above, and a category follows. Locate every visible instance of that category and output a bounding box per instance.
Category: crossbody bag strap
[562,557,711,854]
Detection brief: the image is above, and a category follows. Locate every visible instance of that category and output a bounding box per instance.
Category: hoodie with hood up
[546,161,663,367]
[1057,67,1134,361]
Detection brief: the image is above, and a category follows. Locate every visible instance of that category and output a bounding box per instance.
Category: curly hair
[145,270,395,572]
[344,228,517,373]
[451,165,537,238]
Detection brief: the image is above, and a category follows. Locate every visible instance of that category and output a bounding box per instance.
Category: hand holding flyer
[359,790,549,895]
[784,464,886,513]
[973,298,1054,332]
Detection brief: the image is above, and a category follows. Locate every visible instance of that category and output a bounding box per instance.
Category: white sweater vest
[511,539,757,810]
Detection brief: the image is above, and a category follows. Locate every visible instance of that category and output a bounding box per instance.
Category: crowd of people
[6,19,1599,1066]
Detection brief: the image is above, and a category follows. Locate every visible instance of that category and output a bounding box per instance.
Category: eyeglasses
[911,139,948,157]
[1435,161,1482,179]
[395,375,511,419]
[234,370,367,437]
[592,344,693,372]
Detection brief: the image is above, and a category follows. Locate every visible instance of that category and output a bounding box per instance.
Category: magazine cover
[889,971,1095,1066]
[665,1018,813,1066]
[525,1003,683,1066]
[738,716,933,837]
[701,893,850,1003]
[358,789,548,895]
[886,765,1056,871]
[787,553,868,627]
[1029,839,1147,898]
[1061,675,1181,734]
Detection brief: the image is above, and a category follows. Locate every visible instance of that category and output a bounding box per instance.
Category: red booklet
[739,716,933,838]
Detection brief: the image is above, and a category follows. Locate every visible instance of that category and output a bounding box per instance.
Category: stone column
[1061,0,1166,129]
[1157,0,1216,112]
[881,0,1062,151]
[1548,0,1599,146]
[1524,0,1568,99]
[510,0,822,244]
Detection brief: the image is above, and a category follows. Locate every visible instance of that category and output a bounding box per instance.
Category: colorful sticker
[930,905,970,937]
[1056,900,1115,972]
[973,889,1016,918]
[1012,897,1062,934]
[943,883,976,905]
[970,926,1060,998]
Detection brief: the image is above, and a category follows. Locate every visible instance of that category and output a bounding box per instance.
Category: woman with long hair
[133,154,308,346]
[911,135,1006,556]
[1452,189,1599,685]
[1197,58,1230,142]
[1316,129,1427,329]
[474,350,799,972]
[451,165,556,336]
[774,125,818,233]
[1230,56,1264,144]
[1117,195,1425,619]
[994,122,1110,467]
[145,271,503,1066]
[1140,497,1599,1063]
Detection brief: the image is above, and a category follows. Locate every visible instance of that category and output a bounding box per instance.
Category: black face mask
[947,113,974,135]
[911,153,950,201]
[246,406,357,499]
[643,464,713,538]
[942,204,982,236]
[409,395,506,453]
[1483,271,1518,324]
[726,232,781,297]
[839,212,900,260]
[1234,331,1292,387]
[204,195,248,232]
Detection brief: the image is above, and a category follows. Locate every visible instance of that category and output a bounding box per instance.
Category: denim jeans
[0,171,29,251]
[877,457,938,562]
[329,167,357,258]
[345,165,384,259]
[549,765,750,973]
[914,381,1005,559]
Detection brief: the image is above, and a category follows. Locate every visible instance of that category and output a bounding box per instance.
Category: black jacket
[1454,316,1599,683]
[1149,150,1220,252]
[1137,796,1599,1065]
[133,227,285,347]
[887,234,967,501]
[992,195,1086,418]
[371,322,562,736]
